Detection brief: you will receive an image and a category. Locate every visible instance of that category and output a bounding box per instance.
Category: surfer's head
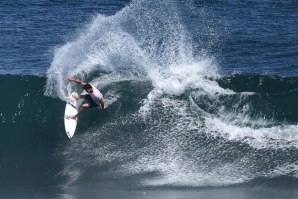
[83,83,93,93]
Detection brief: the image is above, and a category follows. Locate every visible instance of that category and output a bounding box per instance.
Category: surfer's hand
[67,76,74,81]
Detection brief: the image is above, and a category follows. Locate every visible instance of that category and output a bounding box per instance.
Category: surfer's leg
[84,95,99,108]
[69,103,89,119]
[80,95,87,99]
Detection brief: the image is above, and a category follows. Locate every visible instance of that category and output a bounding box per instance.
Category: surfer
[67,76,104,119]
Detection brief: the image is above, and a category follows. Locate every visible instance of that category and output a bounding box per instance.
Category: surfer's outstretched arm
[67,76,87,86]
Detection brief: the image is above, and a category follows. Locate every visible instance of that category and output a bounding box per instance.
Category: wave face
[2,74,298,190]
[2,0,298,195]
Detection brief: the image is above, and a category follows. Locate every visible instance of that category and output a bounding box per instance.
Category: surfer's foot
[69,115,77,120]
[71,96,79,100]
[71,93,79,100]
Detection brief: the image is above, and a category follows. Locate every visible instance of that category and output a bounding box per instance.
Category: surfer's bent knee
[82,104,89,109]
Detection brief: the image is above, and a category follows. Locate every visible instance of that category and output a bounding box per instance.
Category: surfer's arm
[67,76,87,86]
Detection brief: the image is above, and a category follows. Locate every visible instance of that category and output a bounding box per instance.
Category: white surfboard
[64,92,81,139]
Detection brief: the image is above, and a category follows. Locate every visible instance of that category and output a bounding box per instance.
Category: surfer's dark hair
[83,83,92,90]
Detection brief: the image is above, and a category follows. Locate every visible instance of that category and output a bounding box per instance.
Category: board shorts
[84,95,99,108]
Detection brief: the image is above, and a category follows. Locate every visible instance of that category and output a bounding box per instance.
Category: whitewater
[43,0,298,187]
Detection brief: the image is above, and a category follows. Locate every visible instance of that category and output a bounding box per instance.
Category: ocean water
[1,0,298,198]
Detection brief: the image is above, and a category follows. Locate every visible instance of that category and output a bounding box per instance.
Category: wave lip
[46,1,185,97]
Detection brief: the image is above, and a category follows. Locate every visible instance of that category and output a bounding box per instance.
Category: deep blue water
[0,0,128,74]
[1,0,297,76]
[1,0,298,199]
